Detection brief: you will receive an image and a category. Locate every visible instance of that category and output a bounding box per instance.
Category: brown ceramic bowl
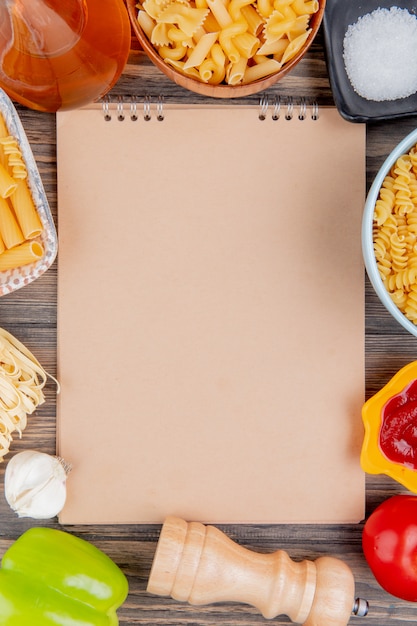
[126,0,326,97]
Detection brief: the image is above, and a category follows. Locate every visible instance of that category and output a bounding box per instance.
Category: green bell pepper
[0,527,128,625]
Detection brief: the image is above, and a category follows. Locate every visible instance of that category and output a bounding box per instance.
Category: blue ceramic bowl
[362,128,417,337]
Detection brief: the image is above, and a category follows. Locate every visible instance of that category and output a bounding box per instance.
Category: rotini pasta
[135,0,319,85]
[372,142,417,325]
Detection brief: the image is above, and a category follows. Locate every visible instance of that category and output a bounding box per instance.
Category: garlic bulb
[4,450,71,519]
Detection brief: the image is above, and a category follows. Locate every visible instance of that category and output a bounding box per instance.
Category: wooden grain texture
[0,25,416,625]
[125,0,327,99]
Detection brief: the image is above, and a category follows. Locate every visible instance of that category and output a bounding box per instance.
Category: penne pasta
[136,0,319,85]
[206,0,232,28]
[0,241,44,272]
[229,0,253,21]
[211,41,227,67]
[0,196,24,249]
[227,56,248,83]
[242,57,281,82]
[219,18,247,63]
[234,31,260,58]
[9,178,43,240]
[241,4,264,35]
[138,10,156,38]
[184,31,218,68]
[291,0,318,15]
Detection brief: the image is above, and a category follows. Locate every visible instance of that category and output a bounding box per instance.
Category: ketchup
[379,379,417,469]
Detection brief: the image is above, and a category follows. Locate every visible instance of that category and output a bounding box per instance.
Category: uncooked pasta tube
[9,179,43,240]
[0,196,24,249]
[0,241,43,271]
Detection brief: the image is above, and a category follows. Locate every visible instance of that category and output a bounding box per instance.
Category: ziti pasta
[0,113,44,272]
[135,0,319,85]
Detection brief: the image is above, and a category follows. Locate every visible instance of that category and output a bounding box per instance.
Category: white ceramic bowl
[362,127,417,337]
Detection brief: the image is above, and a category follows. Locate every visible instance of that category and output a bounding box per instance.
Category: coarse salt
[343,7,417,102]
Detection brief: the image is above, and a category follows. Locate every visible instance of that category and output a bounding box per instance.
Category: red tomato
[363,495,417,601]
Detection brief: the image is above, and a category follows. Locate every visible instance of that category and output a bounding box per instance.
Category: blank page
[56,102,366,524]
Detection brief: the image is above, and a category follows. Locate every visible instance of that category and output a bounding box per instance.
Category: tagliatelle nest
[0,327,58,460]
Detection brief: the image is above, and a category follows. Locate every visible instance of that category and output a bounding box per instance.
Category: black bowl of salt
[323,0,417,122]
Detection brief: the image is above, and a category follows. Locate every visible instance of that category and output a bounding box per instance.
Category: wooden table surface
[1,25,417,626]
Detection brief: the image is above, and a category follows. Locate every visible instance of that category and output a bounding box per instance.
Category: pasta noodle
[206,0,233,28]
[0,327,57,460]
[234,31,260,58]
[219,19,247,63]
[227,56,248,83]
[292,0,318,14]
[0,115,8,139]
[242,57,281,82]
[0,241,44,272]
[229,0,253,21]
[0,136,27,180]
[157,3,210,37]
[135,0,319,85]
[138,9,156,37]
[256,0,274,18]
[0,197,24,249]
[372,142,417,325]
[240,5,263,35]
[0,162,18,198]
[280,29,311,64]
[0,112,45,273]
[184,31,218,68]
[10,179,43,240]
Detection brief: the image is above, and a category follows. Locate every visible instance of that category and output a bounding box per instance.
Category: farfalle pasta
[372,143,417,325]
[134,0,319,85]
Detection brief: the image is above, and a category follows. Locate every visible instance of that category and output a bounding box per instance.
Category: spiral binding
[101,95,319,121]
[258,95,319,121]
[101,95,165,122]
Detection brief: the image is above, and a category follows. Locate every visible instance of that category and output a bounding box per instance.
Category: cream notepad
[56,100,366,524]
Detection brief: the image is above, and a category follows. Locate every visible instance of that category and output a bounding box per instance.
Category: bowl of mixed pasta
[126,0,325,97]
[363,128,417,337]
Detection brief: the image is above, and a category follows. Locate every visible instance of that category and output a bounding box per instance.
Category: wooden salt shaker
[147,516,368,626]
